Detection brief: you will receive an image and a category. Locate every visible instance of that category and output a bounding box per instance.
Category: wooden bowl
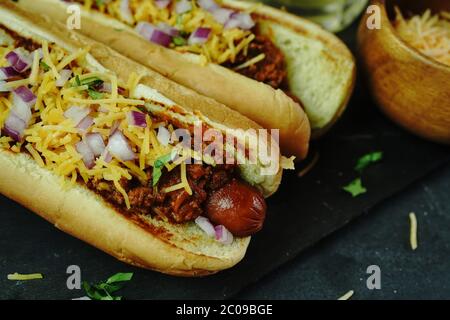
[357,0,450,144]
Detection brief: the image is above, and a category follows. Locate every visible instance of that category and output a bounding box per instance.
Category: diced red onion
[98,82,112,93]
[212,8,234,24]
[64,106,91,126]
[127,111,147,128]
[236,13,256,30]
[6,49,32,73]
[12,86,35,124]
[188,27,211,45]
[198,0,218,12]
[76,141,95,169]
[3,112,27,141]
[55,69,72,87]
[119,0,134,24]
[106,130,136,162]
[86,133,105,157]
[155,0,171,9]
[5,51,18,65]
[151,29,172,47]
[136,22,156,40]
[14,86,36,106]
[77,116,94,133]
[11,96,32,125]
[225,12,255,30]
[195,216,216,238]
[224,17,240,29]
[136,22,173,47]
[157,23,179,37]
[0,66,19,80]
[175,0,192,14]
[157,126,170,146]
[215,225,234,245]
[102,151,113,163]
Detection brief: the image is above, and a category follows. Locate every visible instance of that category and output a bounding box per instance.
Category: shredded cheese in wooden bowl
[393,7,450,66]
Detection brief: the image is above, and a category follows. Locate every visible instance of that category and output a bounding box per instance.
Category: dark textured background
[0,9,449,300]
[237,164,450,300]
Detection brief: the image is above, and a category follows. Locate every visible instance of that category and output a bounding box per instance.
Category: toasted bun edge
[0,149,251,276]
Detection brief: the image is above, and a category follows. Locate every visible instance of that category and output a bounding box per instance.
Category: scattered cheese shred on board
[409,212,418,251]
[7,273,43,281]
[338,290,354,300]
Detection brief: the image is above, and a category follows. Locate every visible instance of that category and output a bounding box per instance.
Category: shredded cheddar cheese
[394,8,450,66]
[234,53,265,71]
[25,144,45,168]
[42,40,60,79]
[56,47,90,71]
[3,78,30,89]
[79,0,258,66]
[180,161,193,195]
[29,50,40,86]
[127,72,144,95]
[0,35,201,208]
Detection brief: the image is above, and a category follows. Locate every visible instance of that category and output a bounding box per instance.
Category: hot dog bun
[0,149,250,276]
[224,0,356,138]
[0,1,287,275]
[14,0,356,158]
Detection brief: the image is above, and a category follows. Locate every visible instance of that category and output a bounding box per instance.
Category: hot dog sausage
[205,179,266,237]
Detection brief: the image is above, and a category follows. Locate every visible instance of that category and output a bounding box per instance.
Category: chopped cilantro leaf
[81,76,103,87]
[173,36,187,46]
[83,272,133,301]
[40,61,50,72]
[355,151,383,172]
[343,178,367,197]
[152,152,175,186]
[88,89,103,100]
[74,75,81,87]
[106,272,133,283]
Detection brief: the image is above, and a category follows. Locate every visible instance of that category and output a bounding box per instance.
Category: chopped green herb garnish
[106,272,133,283]
[343,178,367,197]
[343,151,384,197]
[80,76,103,87]
[74,75,81,87]
[355,151,383,173]
[71,76,104,99]
[88,89,103,100]
[83,272,133,301]
[40,61,50,72]
[173,36,187,46]
[152,152,175,186]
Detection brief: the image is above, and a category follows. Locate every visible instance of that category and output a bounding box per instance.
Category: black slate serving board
[0,19,449,300]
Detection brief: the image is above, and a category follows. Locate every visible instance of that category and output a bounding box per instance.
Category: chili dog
[16,0,355,158]
[0,2,298,275]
